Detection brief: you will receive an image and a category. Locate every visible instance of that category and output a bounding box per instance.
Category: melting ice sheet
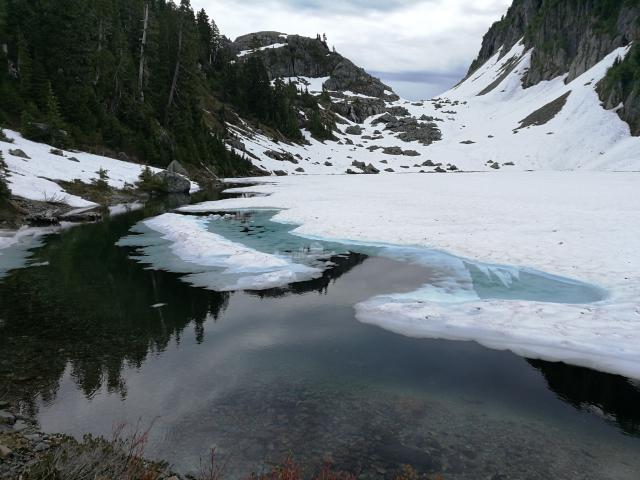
[117,212,346,291]
[0,227,57,279]
[117,209,640,379]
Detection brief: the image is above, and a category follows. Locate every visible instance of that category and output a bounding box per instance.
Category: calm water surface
[0,189,639,480]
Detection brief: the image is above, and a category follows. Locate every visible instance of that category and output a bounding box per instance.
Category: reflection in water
[0,196,638,478]
[528,359,640,435]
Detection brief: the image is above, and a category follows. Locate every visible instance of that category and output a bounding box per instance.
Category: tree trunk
[165,24,183,124]
[138,2,149,102]
[94,19,104,86]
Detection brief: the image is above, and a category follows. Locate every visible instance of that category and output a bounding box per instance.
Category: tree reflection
[528,359,640,435]
[0,206,230,409]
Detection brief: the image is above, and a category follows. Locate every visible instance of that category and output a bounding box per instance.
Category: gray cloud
[192,0,512,97]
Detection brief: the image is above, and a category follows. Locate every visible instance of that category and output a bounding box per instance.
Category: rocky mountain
[224,2,639,176]
[468,0,640,134]
[228,31,399,122]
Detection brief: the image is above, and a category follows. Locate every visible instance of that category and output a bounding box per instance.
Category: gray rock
[403,150,420,157]
[27,210,60,226]
[24,434,43,442]
[371,113,397,126]
[68,156,80,162]
[350,160,379,174]
[382,146,403,156]
[264,150,298,164]
[152,171,191,194]
[50,148,65,156]
[12,420,29,432]
[324,161,333,166]
[9,148,30,159]
[0,411,15,425]
[345,125,363,135]
[34,443,49,452]
[167,160,189,178]
[294,167,305,173]
[386,106,410,117]
[273,170,288,176]
[422,160,435,167]
[0,444,12,459]
[384,168,395,172]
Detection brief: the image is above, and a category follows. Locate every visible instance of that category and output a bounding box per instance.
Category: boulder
[50,148,65,156]
[0,411,15,425]
[386,106,410,116]
[264,150,298,164]
[0,444,12,459]
[345,125,364,135]
[273,170,288,176]
[9,149,30,159]
[167,160,189,177]
[382,146,403,156]
[351,160,379,174]
[403,150,420,157]
[372,113,397,126]
[152,171,191,194]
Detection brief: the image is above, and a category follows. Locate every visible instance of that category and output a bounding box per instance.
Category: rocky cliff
[229,32,399,123]
[467,0,640,134]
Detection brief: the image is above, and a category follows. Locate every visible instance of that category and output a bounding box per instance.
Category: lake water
[0,189,639,480]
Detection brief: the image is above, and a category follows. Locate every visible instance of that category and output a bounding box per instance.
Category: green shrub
[136,166,164,194]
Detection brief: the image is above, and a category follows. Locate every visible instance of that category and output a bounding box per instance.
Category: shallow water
[0,194,639,480]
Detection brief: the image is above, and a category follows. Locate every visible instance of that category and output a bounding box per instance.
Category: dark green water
[0,191,639,480]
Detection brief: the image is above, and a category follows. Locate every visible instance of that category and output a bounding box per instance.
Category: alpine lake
[0,186,639,480]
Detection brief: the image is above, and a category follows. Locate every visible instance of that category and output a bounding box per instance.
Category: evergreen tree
[0,150,10,201]
[0,0,308,176]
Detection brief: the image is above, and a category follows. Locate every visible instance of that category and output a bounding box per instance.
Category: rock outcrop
[230,31,399,124]
[467,0,640,134]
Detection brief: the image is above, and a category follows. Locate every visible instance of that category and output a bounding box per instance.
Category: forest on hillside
[0,0,316,175]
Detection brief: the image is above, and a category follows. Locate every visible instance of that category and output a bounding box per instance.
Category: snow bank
[181,172,640,379]
[238,43,287,57]
[118,213,323,291]
[0,130,197,206]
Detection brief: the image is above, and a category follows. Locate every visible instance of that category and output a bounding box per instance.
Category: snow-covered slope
[0,130,196,207]
[229,41,639,175]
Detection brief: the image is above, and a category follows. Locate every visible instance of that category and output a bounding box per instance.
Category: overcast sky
[191,0,512,99]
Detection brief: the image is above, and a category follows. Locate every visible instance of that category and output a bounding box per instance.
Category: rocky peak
[229,31,399,122]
